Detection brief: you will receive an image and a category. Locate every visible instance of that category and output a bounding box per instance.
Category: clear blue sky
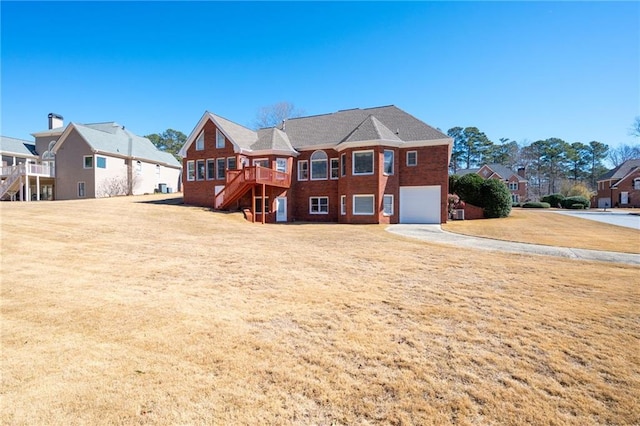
[2,1,638,149]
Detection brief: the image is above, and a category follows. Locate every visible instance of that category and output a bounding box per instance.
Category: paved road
[386,224,640,266]
[551,210,640,230]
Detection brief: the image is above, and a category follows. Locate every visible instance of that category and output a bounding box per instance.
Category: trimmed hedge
[481,178,512,218]
[560,196,590,209]
[522,202,551,208]
[541,193,564,208]
[455,174,485,207]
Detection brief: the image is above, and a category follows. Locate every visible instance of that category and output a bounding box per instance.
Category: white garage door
[399,185,441,224]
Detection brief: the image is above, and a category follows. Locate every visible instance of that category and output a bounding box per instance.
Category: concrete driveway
[386,224,640,266]
[551,210,640,230]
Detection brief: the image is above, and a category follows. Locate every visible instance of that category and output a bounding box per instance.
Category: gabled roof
[253,128,295,153]
[53,122,181,168]
[180,105,451,157]
[0,136,39,158]
[455,163,527,182]
[598,159,640,182]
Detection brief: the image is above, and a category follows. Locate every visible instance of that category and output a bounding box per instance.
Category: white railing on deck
[1,164,54,177]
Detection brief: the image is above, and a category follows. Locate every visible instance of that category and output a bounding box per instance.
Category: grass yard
[1,195,639,425]
[442,208,640,254]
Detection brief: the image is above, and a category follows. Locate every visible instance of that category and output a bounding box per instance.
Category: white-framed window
[407,151,417,166]
[340,195,346,215]
[216,129,225,149]
[383,150,394,175]
[196,132,205,150]
[83,155,93,169]
[186,160,195,181]
[227,157,237,171]
[216,158,226,180]
[253,158,269,168]
[509,182,518,191]
[196,159,205,180]
[96,156,106,169]
[155,164,160,176]
[276,158,287,173]
[298,160,309,181]
[341,153,346,176]
[254,197,269,214]
[353,150,374,175]
[383,194,394,216]
[206,159,215,180]
[310,196,329,214]
[310,150,328,180]
[77,182,86,197]
[330,158,339,179]
[634,178,640,190]
[353,194,375,215]
[512,194,520,203]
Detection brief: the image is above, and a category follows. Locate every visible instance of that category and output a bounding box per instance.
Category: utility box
[454,209,465,220]
[158,183,167,193]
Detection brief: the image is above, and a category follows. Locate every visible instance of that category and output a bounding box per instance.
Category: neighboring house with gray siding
[2,113,181,201]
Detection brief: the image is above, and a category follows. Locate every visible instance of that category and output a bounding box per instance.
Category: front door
[276,197,287,222]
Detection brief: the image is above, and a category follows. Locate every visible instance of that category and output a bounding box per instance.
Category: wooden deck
[214,166,290,210]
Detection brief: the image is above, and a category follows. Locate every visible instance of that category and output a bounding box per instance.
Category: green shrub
[512,202,522,208]
[449,174,460,195]
[568,203,586,209]
[523,202,551,208]
[560,196,590,209]
[455,173,485,207]
[541,193,564,208]
[480,178,512,218]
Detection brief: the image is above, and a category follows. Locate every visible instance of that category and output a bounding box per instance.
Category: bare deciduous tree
[253,102,304,129]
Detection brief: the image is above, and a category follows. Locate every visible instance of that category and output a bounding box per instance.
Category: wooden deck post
[251,185,256,223]
[261,183,266,224]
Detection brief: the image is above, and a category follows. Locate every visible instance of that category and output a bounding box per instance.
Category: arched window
[634,178,640,190]
[310,150,328,180]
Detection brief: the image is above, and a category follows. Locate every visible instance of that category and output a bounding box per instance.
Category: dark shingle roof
[280,105,448,149]
[598,159,640,181]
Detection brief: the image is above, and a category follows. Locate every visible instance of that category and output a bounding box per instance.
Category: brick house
[179,105,452,224]
[595,159,640,208]
[455,163,528,203]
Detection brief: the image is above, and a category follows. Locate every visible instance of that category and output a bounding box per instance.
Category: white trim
[353,194,375,215]
[206,158,215,180]
[334,138,453,152]
[196,159,205,181]
[383,194,394,216]
[406,150,417,167]
[340,195,346,215]
[77,181,86,198]
[310,150,328,180]
[216,129,225,149]
[216,158,226,180]
[298,160,309,181]
[83,155,93,169]
[254,196,269,214]
[309,196,329,214]
[340,153,346,177]
[352,150,374,176]
[186,160,195,181]
[195,131,205,151]
[383,149,394,176]
[253,157,269,167]
[227,156,237,171]
[330,158,339,179]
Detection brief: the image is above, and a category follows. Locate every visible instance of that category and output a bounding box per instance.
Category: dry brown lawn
[443,208,640,254]
[1,195,639,425]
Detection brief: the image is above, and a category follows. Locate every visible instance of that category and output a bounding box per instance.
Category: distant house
[595,159,640,208]
[1,113,182,201]
[180,105,453,224]
[0,135,54,201]
[455,163,528,203]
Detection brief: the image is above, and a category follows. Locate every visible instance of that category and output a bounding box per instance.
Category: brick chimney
[517,167,526,179]
[48,113,64,130]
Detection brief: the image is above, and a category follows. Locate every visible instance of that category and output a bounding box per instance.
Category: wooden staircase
[0,166,23,200]
[215,166,290,210]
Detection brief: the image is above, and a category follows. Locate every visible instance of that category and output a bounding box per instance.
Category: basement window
[353,194,375,215]
[310,196,329,214]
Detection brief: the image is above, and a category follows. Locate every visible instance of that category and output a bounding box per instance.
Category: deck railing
[214,165,290,209]
[1,164,54,178]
